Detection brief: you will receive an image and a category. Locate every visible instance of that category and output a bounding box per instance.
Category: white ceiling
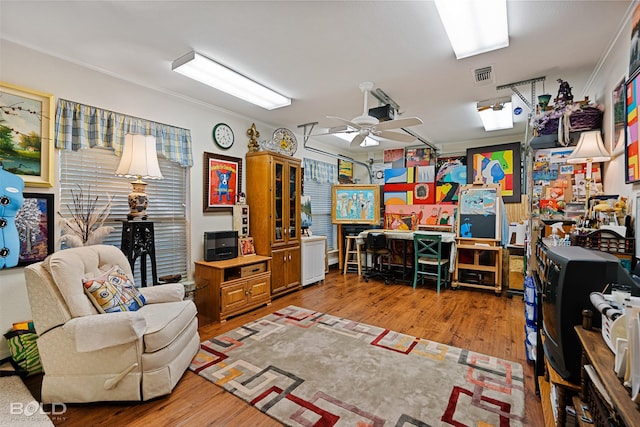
[0,0,633,153]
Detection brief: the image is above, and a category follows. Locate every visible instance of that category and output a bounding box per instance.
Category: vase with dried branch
[59,186,115,247]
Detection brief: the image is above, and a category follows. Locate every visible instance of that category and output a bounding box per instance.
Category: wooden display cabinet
[453,239,503,294]
[246,151,302,297]
[194,255,271,324]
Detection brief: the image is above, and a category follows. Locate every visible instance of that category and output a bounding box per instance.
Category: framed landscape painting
[0,82,54,187]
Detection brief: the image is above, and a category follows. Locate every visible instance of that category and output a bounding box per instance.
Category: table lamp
[116,134,163,220]
[565,130,611,216]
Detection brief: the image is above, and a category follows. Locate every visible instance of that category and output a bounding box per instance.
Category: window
[60,148,188,281]
[303,159,337,250]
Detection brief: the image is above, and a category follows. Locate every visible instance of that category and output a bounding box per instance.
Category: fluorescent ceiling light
[434,0,509,59]
[172,51,291,110]
[477,97,513,131]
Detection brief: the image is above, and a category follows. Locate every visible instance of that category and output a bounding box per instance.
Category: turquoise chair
[412,233,449,293]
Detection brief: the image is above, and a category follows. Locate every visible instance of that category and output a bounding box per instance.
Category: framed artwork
[612,77,626,156]
[626,69,640,183]
[405,147,432,167]
[203,152,242,211]
[456,185,501,241]
[331,184,380,224]
[466,141,521,203]
[383,148,405,168]
[630,2,640,76]
[337,159,354,184]
[239,237,256,256]
[0,82,55,187]
[435,155,467,204]
[16,192,54,266]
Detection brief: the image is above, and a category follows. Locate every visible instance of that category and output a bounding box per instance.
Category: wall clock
[212,123,234,149]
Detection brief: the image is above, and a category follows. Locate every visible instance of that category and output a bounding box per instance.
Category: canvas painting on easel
[457,185,501,240]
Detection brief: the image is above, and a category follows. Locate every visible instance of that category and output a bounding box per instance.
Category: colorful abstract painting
[466,142,521,203]
[435,156,466,204]
[626,70,640,183]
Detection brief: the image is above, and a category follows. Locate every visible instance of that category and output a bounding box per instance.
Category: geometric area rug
[190,305,525,426]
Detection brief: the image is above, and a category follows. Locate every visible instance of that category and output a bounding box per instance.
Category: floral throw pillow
[83,265,146,313]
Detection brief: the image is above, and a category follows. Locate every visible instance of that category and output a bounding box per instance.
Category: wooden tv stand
[194,255,271,324]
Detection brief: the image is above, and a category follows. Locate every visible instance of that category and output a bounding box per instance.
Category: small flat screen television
[542,246,640,383]
[204,231,238,261]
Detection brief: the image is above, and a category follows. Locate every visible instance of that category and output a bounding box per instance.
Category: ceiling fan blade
[350,134,366,147]
[373,130,416,143]
[326,115,362,130]
[374,117,423,131]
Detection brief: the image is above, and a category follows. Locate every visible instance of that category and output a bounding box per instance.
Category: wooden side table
[120,220,157,287]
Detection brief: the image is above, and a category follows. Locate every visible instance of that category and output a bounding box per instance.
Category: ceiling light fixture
[477,97,513,131]
[434,0,509,59]
[172,51,291,110]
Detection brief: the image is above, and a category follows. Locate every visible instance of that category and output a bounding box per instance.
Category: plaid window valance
[55,99,193,167]
[303,158,337,184]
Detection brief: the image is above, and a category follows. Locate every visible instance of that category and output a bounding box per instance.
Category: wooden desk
[575,326,640,427]
[358,229,457,282]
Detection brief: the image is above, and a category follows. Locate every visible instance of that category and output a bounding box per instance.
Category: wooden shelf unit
[452,239,503,294]
[575,326,640,427]
[194,255,272,324]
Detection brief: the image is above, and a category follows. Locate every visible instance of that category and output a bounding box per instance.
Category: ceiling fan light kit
[171,51,291,110]
[435,0,509,59]
[326,81,423,148]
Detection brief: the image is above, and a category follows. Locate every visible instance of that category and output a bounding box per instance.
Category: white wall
[0,39,334,358]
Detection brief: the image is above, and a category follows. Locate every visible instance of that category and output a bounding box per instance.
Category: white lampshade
[116,134,163,220]
[565,131,611,164]
[116,134,163,180]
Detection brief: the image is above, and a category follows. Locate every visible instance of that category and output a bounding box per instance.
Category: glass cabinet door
[274,161,284,243]
[288,162,298,240]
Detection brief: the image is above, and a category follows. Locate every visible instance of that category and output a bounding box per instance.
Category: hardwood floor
[28,269,544,426]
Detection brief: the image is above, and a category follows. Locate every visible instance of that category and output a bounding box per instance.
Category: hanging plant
[58,185,115,247]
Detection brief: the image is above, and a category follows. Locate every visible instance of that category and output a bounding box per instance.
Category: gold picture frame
[0,82,55,187]
[331,184,380,225]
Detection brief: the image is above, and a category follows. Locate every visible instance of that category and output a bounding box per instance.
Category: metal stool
[343,235,363,275]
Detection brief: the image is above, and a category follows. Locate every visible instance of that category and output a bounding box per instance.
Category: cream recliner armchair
[23,244,200,403]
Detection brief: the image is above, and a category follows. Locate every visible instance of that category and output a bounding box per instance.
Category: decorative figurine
[247,123,260,152]
[555,79,573,104]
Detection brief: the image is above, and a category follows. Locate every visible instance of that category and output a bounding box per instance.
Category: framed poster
[203,152,242,211]
[16,192,54,266]
[0,82,55,187]
[456,185,501,241]
[331,184,380,224]
[466,141,521,203]
[337,159,354,183]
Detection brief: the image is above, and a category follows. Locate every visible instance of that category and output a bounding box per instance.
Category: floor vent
[473,66,494,86]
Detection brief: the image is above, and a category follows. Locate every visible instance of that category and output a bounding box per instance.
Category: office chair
[413,233,449,293]
[364,232,393,285]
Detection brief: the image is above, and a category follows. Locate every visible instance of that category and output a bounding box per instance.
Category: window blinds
[59,148,188,281]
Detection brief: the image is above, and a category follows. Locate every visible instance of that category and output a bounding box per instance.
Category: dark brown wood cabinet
[246,151,301,297]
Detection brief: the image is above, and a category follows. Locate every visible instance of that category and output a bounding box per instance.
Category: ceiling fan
[326,82,423,147]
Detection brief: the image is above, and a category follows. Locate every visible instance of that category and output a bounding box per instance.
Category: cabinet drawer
[240,262,266,277]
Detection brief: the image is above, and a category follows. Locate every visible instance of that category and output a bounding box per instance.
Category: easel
[452,183,503,294]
